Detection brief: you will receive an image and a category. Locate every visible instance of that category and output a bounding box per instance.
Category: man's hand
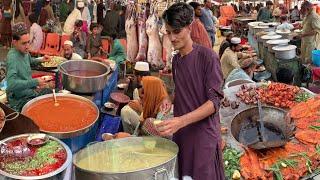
[156,117,185,137]
[42,55,51,62]
[36,77,48,86]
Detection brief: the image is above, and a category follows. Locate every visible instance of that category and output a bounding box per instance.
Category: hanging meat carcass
[160,25,173,68]
[146,3,163,69]
[125,3,138,62]
[135,4,148,62]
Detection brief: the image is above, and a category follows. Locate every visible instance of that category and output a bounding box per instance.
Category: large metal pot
[21,93,99,139]
[0,133,72,180]
[73,137,179,180]
[253,26,270,35]
[248,21,263,34]
[58,60,111,93]
[266,39,290,52]
[230,106,294,150]
[272,45,297,60]
[276,30,291,39]
[261,34,282,47]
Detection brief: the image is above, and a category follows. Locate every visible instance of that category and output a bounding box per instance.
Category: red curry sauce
[24,97,97,132]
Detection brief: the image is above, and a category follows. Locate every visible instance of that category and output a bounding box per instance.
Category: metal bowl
[230,106,294,150]
[104,102,116,111]
[0,133,72,180]
[21,93,99,139]
[224,79,255,89]
[59,60,111,93]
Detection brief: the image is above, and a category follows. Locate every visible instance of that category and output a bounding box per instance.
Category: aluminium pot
[266,39,290,53]
[73,137,179,180]
[0,133,72,180]
[272,45,297,60]
[261,34,282,47]
[21,93,99,139]
[253,26,274,35]
[248,21,263,34]
[58,60,111,93]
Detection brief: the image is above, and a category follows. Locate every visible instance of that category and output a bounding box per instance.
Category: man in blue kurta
[157,3,225,180]
[6,23,52,111]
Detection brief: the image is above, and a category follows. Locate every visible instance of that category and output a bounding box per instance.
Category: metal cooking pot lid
[266,22,280,26]
[266,39,290,45]
[249,21,263,26]
[272,45,297,51]
[254,26,270,29]
[276,29,291,34]
[261,34,282,40]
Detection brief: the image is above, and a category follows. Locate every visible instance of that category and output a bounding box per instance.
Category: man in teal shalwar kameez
[6,24,52,112]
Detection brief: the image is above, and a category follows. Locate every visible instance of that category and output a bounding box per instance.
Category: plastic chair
[39,33,60,56]
[59,35,70,53]
[29,32,47,56]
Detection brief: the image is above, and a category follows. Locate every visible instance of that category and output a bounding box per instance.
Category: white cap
[77,1,85,8]
[134,62,150,72]
[231,37,241,45]
[64,40,73,47]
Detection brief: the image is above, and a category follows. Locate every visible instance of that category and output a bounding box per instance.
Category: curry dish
[24,97,97,132]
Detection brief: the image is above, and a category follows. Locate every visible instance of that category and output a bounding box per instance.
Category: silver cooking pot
[73,137,179,180]
[0,133,72,180]
[21,93,99,139]
[272,45,297,60]
[266,39,290,53]
[58,60,111,93]
[261,34,282,47]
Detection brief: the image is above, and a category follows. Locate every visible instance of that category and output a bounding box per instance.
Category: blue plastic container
[312,50,320,67]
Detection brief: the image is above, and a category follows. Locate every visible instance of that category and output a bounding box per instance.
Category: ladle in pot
[52,89,59,106]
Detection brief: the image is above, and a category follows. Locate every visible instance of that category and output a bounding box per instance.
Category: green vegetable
[223,147,241,179]
[316,144,320,155]
[290,152,312,174]
[309,125,320,131]
[4,140,63,175]
[295,92,311,102]
[268,159,298,180]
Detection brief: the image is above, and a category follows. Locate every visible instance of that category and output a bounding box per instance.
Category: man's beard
[64,53,72,60]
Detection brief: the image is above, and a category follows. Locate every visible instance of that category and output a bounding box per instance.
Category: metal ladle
[52,89,59,106]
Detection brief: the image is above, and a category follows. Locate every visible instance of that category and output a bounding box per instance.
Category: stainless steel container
[266,39,290,52]
[21,93,99,139]
[0,133,72,180]
[248,21,263,34]
[272,45,297,60]
[261,34,282,47]
[73,137,179,180]
[58,60,111,93]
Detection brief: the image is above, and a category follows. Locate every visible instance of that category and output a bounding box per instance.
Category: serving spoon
[52,89,59,106]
